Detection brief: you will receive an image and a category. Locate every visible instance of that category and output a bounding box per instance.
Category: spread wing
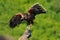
[9,14,23,28]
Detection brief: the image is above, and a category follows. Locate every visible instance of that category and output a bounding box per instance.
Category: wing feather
[9,14,23,28]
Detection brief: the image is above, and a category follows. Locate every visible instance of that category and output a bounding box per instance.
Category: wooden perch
[18,24,32,40]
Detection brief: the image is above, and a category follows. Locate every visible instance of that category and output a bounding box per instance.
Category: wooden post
[18,24,32,40]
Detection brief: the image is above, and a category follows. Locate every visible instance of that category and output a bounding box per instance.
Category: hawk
[9,4,46,28]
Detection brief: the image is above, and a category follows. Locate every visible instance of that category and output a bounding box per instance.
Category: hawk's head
[28,4,46,15]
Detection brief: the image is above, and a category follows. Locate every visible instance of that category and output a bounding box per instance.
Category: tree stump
[18,25,32,40]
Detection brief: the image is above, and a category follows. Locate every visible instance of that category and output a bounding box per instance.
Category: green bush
[0,0,60,40]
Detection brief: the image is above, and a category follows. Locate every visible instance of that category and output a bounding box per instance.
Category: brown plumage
[9,4,46,28]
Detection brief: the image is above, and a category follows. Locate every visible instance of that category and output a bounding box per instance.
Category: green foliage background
[0,0,60,40]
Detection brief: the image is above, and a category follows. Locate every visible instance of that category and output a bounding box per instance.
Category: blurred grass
[0,0,60,40]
